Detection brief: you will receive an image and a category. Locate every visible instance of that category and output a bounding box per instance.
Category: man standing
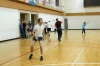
[43,22,47,35]
[29,18,44,61]
[55,18,62,42]
[20,21,25,38]
[47,21,53,36]
[27,21,33,38]
[22,20,26,38]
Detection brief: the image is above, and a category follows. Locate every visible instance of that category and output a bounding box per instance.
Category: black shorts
[27,28,32,32]
[54,28,57,31]
[47,28,51,32]
[33,37,43,41]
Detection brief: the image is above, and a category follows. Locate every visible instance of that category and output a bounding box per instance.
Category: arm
[42,29,44,36]
[60,21,62,24]
[32,29,38,40]
[32,29,36,36]
[55,23,57,28]
[42,29,44,40]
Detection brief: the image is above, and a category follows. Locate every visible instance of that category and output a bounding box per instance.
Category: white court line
[34,63,100,66]
[72,49,83,66]
[91,32,94,36]
[90,40,93,42]
[90,39,99,44]
[72,63,100,64]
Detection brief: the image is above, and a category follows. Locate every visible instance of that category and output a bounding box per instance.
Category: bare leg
[39,41,43,55]
[48,31,50,36]
[31,41,36,53]
[39,41,43,61]
[29,41,36,59]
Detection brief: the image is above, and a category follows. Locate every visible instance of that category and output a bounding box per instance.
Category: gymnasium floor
[0,30,100,66]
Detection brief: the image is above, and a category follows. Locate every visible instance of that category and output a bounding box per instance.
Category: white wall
[38,13,64,31]
[0,7,19,41]
[64,0,100,13]
[63,0,100,29]
[66,16,100,29]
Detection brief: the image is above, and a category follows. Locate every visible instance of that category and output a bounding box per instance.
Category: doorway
[64,18,68,30]
[31,14,38,26]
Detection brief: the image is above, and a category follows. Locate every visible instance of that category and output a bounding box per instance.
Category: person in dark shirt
[22,20,26,38]
[55,18,62,42]
[27,21,33,38]
[20,21,25,38]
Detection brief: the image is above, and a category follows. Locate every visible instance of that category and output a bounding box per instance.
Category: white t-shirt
[47,22,52,28]
[34,24,44,37]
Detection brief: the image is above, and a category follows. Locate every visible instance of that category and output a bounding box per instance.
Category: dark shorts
[27,28,32,32]
[33,37,43,41]
[54,28,57,31]
[47,28,51,32]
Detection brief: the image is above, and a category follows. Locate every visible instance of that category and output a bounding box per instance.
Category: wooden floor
[0,30,100,66]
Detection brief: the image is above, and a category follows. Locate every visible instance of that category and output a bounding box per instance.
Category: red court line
[0,40,57,66]
[0,40,99,66]
[0,52,30,66]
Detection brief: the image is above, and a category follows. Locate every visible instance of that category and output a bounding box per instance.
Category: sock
[30,53,33,55]
[40,55,43,56]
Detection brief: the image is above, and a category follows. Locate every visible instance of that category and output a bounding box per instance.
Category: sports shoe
[40,56,43,61]
[29,54,33,59]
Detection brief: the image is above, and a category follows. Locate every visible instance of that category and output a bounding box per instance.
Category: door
[64,18,68,30]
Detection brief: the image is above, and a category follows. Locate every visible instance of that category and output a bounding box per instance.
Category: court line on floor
[72,49,83,66]
[0,38,99,65]
[74,63,100,64]
[47,44,100,49]
[35,63,100,66]
[0,40,57,66]
[91,32,94,36]
[0,47,39,66]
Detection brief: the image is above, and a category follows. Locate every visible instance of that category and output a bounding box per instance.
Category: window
[84,0,100,7]
[42,0,46,5]
[55,0,59,7]
[48,0,50,4]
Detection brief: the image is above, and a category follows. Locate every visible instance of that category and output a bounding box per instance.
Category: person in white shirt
[29,18,44,61]
[47,21,53,36]
[43,22,47,35]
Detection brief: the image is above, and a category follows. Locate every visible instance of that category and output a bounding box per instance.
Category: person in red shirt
[55,18,62,42]
[55,21,62,27]
[54,21,62,33]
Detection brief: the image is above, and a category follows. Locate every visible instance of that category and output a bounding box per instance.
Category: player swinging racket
[82,21,91,34]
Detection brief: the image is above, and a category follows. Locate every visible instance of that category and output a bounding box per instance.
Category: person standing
[29,18,44,61]
[47,21,53,36]
[43,22,47,35]
[55,18,62,42]
[22,20,26,38]
[27,21,33,38]
[20,21,25,38]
